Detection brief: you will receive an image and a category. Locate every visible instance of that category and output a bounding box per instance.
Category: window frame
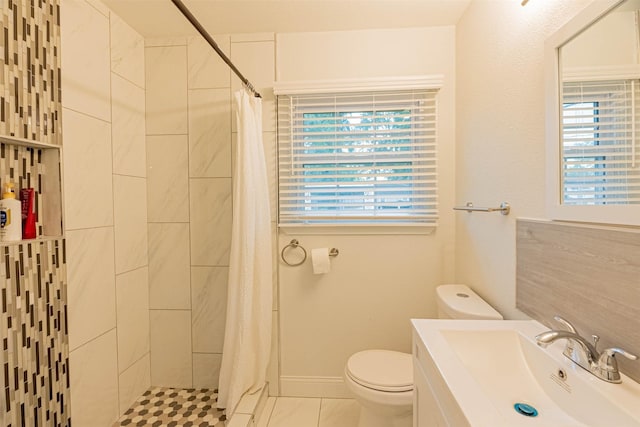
[275,83,440,228]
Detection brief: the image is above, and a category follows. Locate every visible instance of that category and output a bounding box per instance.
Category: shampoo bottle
[21,188,36,239]
[0,182,22,242]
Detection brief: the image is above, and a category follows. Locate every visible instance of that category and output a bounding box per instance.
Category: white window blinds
[277,90,438,225]
[562,80,640,205]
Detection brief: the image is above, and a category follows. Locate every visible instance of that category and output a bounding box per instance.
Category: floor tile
[226,413,252,427]
[267,397,321,427]
[114,387,225,426]
[319,399,360,427]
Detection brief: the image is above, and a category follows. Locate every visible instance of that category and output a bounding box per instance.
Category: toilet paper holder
[281,239,339,266]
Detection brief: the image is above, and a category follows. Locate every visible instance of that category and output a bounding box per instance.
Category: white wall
[275,27,456,397]
[455,0,592,320]
[61,0,149,425]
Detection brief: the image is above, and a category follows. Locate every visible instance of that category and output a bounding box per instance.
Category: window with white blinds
[562,80,640,205]
[277,90,438,225]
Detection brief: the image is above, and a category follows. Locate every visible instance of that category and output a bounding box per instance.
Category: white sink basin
[412,319,640,426]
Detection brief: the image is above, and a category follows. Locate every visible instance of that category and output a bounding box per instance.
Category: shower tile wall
[145,33,279,393]
[0,0,69,426]
[60,0,149,424]
[0,0,62,144]
[1,240,70,426]
[145,35,231,389]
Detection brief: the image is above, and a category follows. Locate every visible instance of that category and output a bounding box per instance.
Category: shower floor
[114,387,226,427]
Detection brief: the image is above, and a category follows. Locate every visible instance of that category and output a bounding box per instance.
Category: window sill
[277,223,436,236]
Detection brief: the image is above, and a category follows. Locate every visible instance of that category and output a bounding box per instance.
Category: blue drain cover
[514,402,538,417]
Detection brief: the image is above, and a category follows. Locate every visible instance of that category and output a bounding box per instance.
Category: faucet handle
[601,347,638,361]
[597,347,638,383]
[553,315,577,333]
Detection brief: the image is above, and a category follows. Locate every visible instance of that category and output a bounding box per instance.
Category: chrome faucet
[535,315,638,384]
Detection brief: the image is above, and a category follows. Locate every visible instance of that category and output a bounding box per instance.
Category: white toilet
[344,284,503,427]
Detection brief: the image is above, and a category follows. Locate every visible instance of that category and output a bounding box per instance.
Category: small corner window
[276,89,439,226]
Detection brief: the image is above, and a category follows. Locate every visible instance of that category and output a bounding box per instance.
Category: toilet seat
[346,350,413,392]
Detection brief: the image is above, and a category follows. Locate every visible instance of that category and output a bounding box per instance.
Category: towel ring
[281,239,307,266]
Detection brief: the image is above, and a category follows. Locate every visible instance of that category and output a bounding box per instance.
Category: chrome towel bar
[281,239,339,266]
[453,202,511,215]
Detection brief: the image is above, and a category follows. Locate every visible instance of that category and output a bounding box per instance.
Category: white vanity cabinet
[413,333,446,426]
[412,327,469,427]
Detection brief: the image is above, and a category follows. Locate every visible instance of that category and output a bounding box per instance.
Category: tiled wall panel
[1,239,70,427]
[1,0,67,425]
[516,219,640,383]
[1,0,62,145]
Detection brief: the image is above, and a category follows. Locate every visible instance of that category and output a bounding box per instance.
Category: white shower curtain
[217,89,273,415]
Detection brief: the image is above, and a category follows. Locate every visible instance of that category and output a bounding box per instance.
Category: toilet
[344,284,503,427]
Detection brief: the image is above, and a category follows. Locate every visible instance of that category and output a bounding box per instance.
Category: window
[276,90,438,225]
[562,80,640,205]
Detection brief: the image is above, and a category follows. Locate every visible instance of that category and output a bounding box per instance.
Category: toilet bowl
[344,350,413,427]
[344,284,502,427]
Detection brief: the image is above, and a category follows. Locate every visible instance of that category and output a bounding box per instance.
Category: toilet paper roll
[311,247,331,274]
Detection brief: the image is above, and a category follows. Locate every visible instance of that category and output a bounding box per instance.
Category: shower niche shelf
[0,134,63,244]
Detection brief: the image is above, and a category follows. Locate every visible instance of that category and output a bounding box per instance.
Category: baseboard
[279,376,350,398]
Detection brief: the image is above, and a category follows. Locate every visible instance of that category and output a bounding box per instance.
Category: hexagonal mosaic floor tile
[114,387,226,427]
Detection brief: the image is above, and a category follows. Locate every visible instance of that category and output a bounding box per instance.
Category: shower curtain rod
[170,0,262,98]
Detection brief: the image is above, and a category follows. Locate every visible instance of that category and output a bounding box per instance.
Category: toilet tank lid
[437,284,503,320]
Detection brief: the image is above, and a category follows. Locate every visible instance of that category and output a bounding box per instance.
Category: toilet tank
[436,284,503,320]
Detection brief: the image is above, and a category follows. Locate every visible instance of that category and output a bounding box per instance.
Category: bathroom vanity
[411,319,640,427]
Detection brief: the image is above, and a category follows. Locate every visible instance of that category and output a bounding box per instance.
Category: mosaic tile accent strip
[0,143,46,238]
[1,0,62,145]
[114,387,226,427]
[1,239,70,427]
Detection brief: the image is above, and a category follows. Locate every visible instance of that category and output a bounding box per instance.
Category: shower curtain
[217,89,273,415]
